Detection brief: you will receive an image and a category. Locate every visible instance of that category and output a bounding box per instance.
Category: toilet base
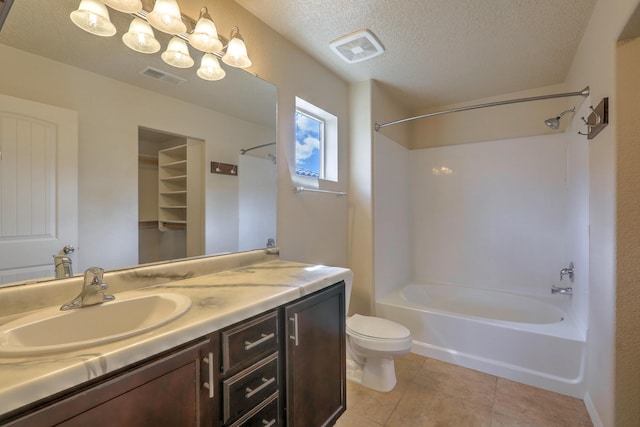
[346,356,397,392]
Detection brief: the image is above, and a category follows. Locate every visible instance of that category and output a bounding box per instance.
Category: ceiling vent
[139,66,187,86]
[329,29,385,64]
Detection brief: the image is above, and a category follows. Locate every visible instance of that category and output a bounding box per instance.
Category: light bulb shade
[102,0,142,13]
[122,18,160,54]
[188,9,223,53]
[161,36,194,68]
[70,0,116,37]
[147,0,187,35]
[197,54,226,81]
[222,32,252,68]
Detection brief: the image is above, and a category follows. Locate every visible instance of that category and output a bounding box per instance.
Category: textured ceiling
[235,0,597,111]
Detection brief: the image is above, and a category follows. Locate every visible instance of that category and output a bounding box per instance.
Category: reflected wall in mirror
[0,0,277,287]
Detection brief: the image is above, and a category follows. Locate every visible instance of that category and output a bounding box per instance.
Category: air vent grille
[139,66,187,85]
[329,29,385,64]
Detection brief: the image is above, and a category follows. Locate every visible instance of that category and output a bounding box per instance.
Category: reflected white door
[0,94,78,285]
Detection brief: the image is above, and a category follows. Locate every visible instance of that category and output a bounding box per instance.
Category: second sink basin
[0,293,192,356]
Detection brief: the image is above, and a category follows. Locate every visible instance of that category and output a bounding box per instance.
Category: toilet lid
[347,314,410,340]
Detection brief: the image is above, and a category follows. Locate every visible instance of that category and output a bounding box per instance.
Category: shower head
[545,107,576,130]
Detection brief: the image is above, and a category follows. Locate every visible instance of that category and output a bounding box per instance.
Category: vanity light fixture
[161,36,194,68]
[188,7,223,53]
[102,0,142,14]
[197,53,226,81]
[122,17,160,53]
[70,0,117,37]
[147,0,186,35]
[70,0,252,81]
[222,27,252,68]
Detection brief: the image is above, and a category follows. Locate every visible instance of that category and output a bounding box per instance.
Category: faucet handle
[560,262,574,283]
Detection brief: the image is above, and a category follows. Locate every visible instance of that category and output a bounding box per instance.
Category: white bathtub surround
[377,284,586,397]
[372,133,590,397]
[0,250,353,417]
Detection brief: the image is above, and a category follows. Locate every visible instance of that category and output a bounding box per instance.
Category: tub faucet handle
[560,262,574,283]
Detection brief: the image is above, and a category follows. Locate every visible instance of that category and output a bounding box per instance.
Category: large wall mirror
[0,0,277,287]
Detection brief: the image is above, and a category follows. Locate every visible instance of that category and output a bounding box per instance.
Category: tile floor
[335,353,593,427]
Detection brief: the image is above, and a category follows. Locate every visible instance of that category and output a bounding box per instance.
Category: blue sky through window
[295,111,322,178]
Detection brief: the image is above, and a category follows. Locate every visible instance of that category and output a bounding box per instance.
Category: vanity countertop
[0,257,352,419]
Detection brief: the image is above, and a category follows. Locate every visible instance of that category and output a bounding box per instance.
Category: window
[295,97,337,181]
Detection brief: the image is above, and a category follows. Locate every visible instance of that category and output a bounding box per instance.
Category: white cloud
[296,136,319,161]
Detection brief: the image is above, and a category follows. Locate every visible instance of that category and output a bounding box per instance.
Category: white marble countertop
[0,256,352,419]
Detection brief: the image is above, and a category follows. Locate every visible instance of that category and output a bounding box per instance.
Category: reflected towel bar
[293,186,347,196]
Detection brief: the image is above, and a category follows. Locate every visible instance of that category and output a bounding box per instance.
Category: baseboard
[583,392,604,427]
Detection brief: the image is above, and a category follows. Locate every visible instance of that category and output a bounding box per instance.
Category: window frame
[294,97,338,182]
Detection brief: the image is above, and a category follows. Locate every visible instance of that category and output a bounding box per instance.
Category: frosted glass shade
[147,0,186,35]
[197,54,226,81]
[122,18,160,54]
[70,0,116,37]
[102,0,142,13]
[161,37,194,68]
[188,9,223,53]
[222,34,252,68]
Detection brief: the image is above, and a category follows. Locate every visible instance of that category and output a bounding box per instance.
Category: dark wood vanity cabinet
[219,311,282,426]
[2,281,346,427]
[5,337,218,427]
[284,282,346,427]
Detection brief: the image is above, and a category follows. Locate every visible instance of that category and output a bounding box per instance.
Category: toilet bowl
[346,314,412,392]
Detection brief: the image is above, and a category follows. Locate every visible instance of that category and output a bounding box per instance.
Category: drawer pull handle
[244,333,275,351]
[245,377,276,399]
[289,314,299,346]
[262,419,276,427]
[203,352,214,399]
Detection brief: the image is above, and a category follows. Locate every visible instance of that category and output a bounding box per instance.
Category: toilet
[346,313,413,392]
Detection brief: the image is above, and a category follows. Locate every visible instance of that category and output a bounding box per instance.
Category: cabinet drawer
[223,353,279,423]
[222,311,278,372]
[228,392,280,427]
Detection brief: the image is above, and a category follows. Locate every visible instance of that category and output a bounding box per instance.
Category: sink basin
[0,293,191,356]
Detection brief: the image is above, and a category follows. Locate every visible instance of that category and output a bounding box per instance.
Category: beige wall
[615,35,640,427]
[347,81,412,315]
[348,81,374,315]
[212,1,351,268]
[564,0,640,425]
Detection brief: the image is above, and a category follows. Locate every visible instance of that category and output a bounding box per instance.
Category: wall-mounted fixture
[578,97,609,140]
[375,87,590,131]
[210,161,238,176]
[330,29,385,64]
[544,107,575,130]
[69,0,251,82]
[293,186,347,196]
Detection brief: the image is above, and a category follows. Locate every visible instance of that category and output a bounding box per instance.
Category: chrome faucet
[560,262,574,283]
[551,285,573,295]
[60,267,115,311]
[53,255,73,279]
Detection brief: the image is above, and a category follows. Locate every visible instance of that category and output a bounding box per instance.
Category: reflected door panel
[0,94,78,285]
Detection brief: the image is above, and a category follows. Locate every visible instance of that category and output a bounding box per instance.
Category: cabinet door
[6,338,218,427]
[285,282,346,427]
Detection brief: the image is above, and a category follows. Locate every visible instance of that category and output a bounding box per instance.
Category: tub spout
[551,285,573,295]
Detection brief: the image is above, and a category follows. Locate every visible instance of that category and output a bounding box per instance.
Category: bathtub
[376,283,586,397]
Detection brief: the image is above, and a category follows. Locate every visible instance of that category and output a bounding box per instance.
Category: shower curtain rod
[374,86,590,131]
[240,142,276,154]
